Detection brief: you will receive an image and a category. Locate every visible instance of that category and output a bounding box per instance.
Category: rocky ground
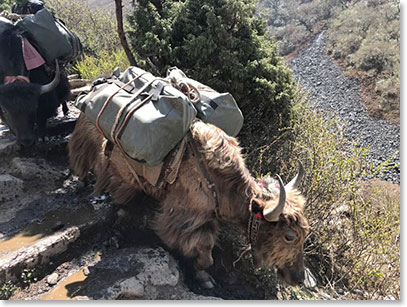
[0,102,221,300]
[288,32,400,184]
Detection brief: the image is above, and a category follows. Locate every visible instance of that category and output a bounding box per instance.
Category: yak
[68,114,310,289]
[0,17,70,147]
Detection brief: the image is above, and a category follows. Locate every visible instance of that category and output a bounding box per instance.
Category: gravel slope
[288,32,400,184]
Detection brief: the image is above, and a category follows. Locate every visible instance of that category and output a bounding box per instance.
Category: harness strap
[95,72,148,138]
[232,213,261,267]
[248,212,261,245]
[121,152,147,194]
[186,130,219,215]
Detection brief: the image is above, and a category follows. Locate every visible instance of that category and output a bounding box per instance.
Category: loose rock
[289,32,400,184]
[47,273,59,286]
[0,174,23,203]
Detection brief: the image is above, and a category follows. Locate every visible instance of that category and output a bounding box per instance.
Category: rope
[95,72,148,139]
[233,212,261,267]
[169,77,201,104]
[233,245,252,267]
[0,10,23,23]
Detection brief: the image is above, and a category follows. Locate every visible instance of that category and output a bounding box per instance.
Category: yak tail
[68,114,108,191]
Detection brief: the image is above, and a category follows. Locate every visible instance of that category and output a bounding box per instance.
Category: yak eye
[284,231,297,243]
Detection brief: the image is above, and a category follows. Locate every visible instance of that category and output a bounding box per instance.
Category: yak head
[0,65,60,147]
[250,163,309,286]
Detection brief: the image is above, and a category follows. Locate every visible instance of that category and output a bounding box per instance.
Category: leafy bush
[127,0,296,139]
[0,281,17,300]
[75,48,130,80]
[0,0,10,11]
[0,268,38,300]
[327,0,400,124]
[259,0,349,56]
[46,0,121,56]
[247,91,400,299]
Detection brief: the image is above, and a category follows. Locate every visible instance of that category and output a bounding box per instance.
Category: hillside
[82,0,115,10]
[82,0,133,11]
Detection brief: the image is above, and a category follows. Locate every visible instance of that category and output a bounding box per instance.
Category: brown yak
[68,114,309,288]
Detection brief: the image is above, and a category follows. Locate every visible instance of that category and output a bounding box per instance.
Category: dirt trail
[288,32,400,184]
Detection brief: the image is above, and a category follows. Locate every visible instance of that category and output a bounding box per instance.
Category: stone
[0,227,80,284]
[0,174,23,203]
[37,247,220,300]
[11,157,64,182]
[109,277,145,299]
[0,139,17,156]
[47,273,59,286]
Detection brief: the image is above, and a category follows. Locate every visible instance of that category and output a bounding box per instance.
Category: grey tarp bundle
[167,67,243,137]
[75,67,197,166]
[16,8,82,64]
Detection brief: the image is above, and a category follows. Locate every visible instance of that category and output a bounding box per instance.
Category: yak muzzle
[277,266,305,286]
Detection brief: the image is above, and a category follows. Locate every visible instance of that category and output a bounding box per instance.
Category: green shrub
[46,0,121,56]
[327,0,400,124]
[0,0,10,11]
[0,281,17,300]
[352,42,395,72]
[0,269,38,300]
[260,0,348,56]
[127,0,295,138]
[75,48,130,80]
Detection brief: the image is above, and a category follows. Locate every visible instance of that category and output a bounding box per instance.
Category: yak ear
[250,198,266,215]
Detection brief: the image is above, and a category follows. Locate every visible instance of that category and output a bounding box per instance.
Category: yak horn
[263,174,286,222]
[285,161,305,191]
[40,60,60,95]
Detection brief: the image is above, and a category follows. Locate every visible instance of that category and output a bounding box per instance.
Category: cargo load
[167,67,243,137]
[75,66,244,166]
[75,67,197,166]
[16,7,82,64]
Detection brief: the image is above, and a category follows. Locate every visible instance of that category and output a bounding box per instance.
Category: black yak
[0,17,70,146]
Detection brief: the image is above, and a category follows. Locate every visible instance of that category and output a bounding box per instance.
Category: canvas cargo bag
[16,8,82,63]
[167,67,244,137]
[75,67,197,166]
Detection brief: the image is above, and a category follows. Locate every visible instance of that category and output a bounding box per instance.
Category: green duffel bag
[54,19,82,64]
[167,67,244,137]
[75,67,197,166]
[16,8,81,63]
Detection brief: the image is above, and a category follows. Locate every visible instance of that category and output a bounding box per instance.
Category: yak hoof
[195,270,216,289]
[201,281,214,289]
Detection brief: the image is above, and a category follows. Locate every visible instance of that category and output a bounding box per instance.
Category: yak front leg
[189,222,218,289]
[193,242,216,289]
[152,207,218,289]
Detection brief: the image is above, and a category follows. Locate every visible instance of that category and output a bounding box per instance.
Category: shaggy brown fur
[68,114,309,285]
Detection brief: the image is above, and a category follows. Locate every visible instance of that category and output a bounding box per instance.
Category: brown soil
[358,77,400,125]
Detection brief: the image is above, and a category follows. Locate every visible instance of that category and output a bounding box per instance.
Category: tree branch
[114,0,137,66]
